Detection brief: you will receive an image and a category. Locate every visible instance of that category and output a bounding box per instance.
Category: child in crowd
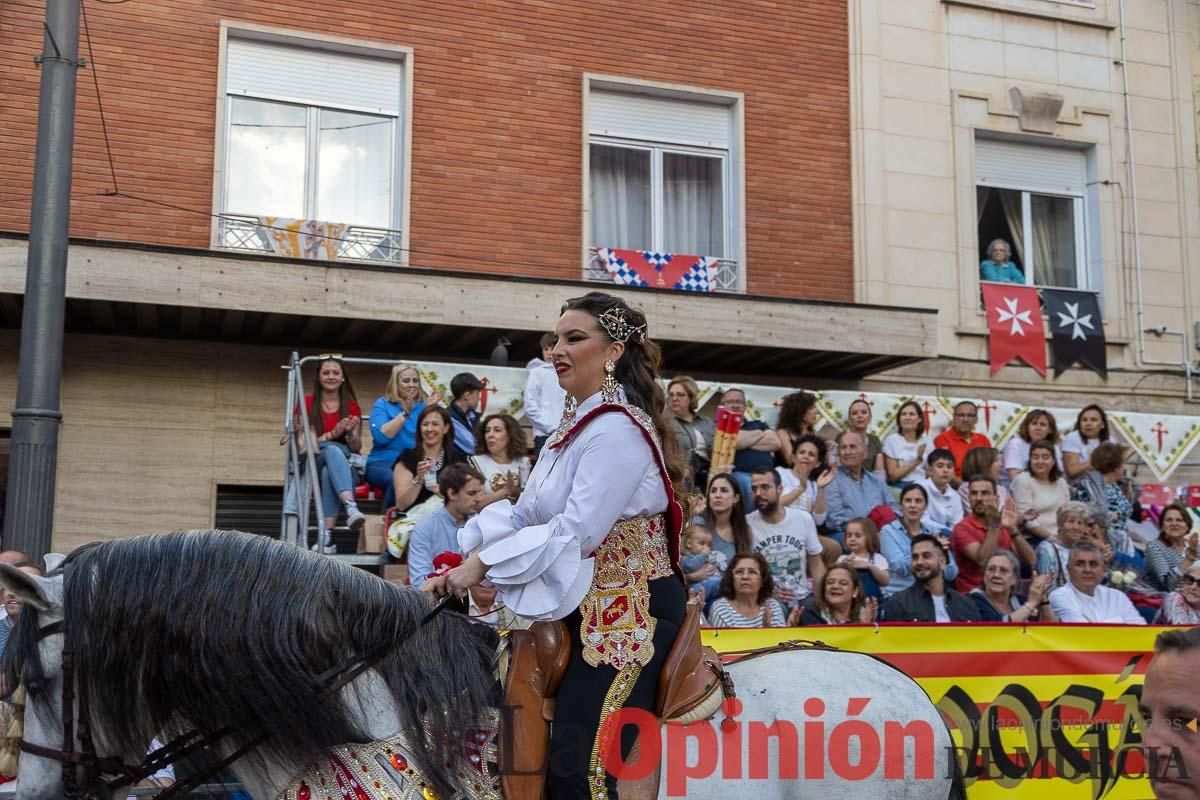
[681,524,722,604]
[837,517,890,600]
[916,449,963,532]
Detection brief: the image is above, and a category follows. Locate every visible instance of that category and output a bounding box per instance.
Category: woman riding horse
[424,291,688,800]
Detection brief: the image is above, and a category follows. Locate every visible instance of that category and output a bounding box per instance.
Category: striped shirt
[707,597,787,628]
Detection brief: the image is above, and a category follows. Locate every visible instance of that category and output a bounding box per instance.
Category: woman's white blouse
[458,391,668,621]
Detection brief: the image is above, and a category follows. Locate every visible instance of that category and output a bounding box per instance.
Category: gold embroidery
[587,662,641,800]
[579,514,672,670]
[278,711,501,800]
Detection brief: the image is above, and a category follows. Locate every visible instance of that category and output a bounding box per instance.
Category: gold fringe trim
[587,662,641,800]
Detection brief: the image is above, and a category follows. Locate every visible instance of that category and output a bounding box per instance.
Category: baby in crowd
[681,524,722,604]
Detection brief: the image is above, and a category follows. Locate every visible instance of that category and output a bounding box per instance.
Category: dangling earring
[562,393,578,421]
[601,360,620,404]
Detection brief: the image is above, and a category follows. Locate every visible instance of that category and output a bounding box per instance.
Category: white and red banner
[981,282,1047,376]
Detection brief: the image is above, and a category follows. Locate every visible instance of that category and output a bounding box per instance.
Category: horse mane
[24,531,499,799]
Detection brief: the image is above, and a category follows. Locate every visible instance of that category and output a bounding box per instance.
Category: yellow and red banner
[702,624,1180,799]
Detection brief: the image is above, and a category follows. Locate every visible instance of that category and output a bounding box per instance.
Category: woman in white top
[470,413,531,508]
[775,433,833,523]
[1062,404,1122,481]
[1010,439,1070,541]
[424,291,688,800]
[883,400,934,485]
[1002,409,1063,485]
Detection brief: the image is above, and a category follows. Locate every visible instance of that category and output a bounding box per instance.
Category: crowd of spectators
[291,352,1194,630]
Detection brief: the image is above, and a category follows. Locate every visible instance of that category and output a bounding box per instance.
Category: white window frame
[582,74,746,291]
[588,137,730,258]
[977,182,1089,290]
[221,98,398,226]
[212,23,413,265]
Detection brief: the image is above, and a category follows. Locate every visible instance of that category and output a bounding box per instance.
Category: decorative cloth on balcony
[1041,288,1108,379]
[596,247,717,292]
[260,216,348,261]
[981,281,1048,376]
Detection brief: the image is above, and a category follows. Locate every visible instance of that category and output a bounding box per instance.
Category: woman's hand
[861,597,878,623]
[423,554,488,600]
[414,459,433,481]
[917,443,927,459]
[422,574,449,601]
[787,606,802,627]
[1027,572,1052,604]
[816,467,836,489]
[446,554,488,597]
[429,390,444,406]
[506,472,521,497]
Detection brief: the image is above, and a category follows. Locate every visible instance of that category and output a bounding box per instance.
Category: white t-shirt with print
[748,507,822,605]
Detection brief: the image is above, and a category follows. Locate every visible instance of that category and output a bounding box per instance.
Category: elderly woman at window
[979,239,1024,284]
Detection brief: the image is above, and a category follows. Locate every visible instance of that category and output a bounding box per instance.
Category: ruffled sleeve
[457,415,658,620]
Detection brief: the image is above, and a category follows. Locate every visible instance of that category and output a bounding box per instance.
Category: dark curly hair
[794,434,829,481]
[560,292,683,489]
[717,552,774,605]
[475,413,527,461]
[777,391,818,437]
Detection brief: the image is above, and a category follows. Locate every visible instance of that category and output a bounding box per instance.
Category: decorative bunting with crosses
[334,359,1200,482]
[1041,288,1108,379]
[933,397,1030,444]
[1110,412,1200,482]
[596,247,718,292]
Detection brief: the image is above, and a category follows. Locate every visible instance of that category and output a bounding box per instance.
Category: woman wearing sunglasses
[1155,563,1200,624]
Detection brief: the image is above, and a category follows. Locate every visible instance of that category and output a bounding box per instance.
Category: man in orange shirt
[934,401,992,488]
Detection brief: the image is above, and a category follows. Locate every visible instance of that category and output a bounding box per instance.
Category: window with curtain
[587,86,731,260]
[975,185,1085,288]
[225,97,394,228]
[221,37,403,234]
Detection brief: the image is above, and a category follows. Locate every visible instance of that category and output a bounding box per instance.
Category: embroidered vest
[548,401,684,670]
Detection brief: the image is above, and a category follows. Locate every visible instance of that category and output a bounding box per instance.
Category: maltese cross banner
[981,282,1047,376]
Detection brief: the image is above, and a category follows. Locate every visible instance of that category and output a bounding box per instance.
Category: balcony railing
[217,215,403,264]
[587,247,740,293]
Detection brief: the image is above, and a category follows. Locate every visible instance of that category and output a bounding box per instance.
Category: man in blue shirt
[825,430,900,546]
[979,239,1024,284]
[448,373,484,455]
[408,463,484,588]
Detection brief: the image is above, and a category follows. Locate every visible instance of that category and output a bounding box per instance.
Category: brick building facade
[1,0,942,549]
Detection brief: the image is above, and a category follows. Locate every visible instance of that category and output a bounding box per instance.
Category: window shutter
[975,138,1086,195]
[226,38,402,116]
[588,89,731,149]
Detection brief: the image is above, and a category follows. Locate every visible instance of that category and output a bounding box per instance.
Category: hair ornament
[597,305,647,344]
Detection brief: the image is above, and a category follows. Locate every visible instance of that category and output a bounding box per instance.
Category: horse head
[0,555,136,800]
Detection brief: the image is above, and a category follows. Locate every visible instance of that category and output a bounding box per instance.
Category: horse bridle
[19,585,455,800]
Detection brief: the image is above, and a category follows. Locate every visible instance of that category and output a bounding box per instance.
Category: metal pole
[2,0,81,560]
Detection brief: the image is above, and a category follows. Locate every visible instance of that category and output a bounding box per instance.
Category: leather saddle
[499,603,729,800]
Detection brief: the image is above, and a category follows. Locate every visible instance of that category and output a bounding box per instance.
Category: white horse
[0,531,963,799]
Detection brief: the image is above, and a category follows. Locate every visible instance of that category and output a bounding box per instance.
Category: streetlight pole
[3,0,82,560]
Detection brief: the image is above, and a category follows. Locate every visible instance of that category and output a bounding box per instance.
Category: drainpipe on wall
[1118,0,1195,400]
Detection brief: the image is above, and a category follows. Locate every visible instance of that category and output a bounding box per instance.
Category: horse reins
[20,583,456,800]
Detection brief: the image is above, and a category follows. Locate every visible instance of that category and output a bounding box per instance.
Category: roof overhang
[0,236,938,380]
